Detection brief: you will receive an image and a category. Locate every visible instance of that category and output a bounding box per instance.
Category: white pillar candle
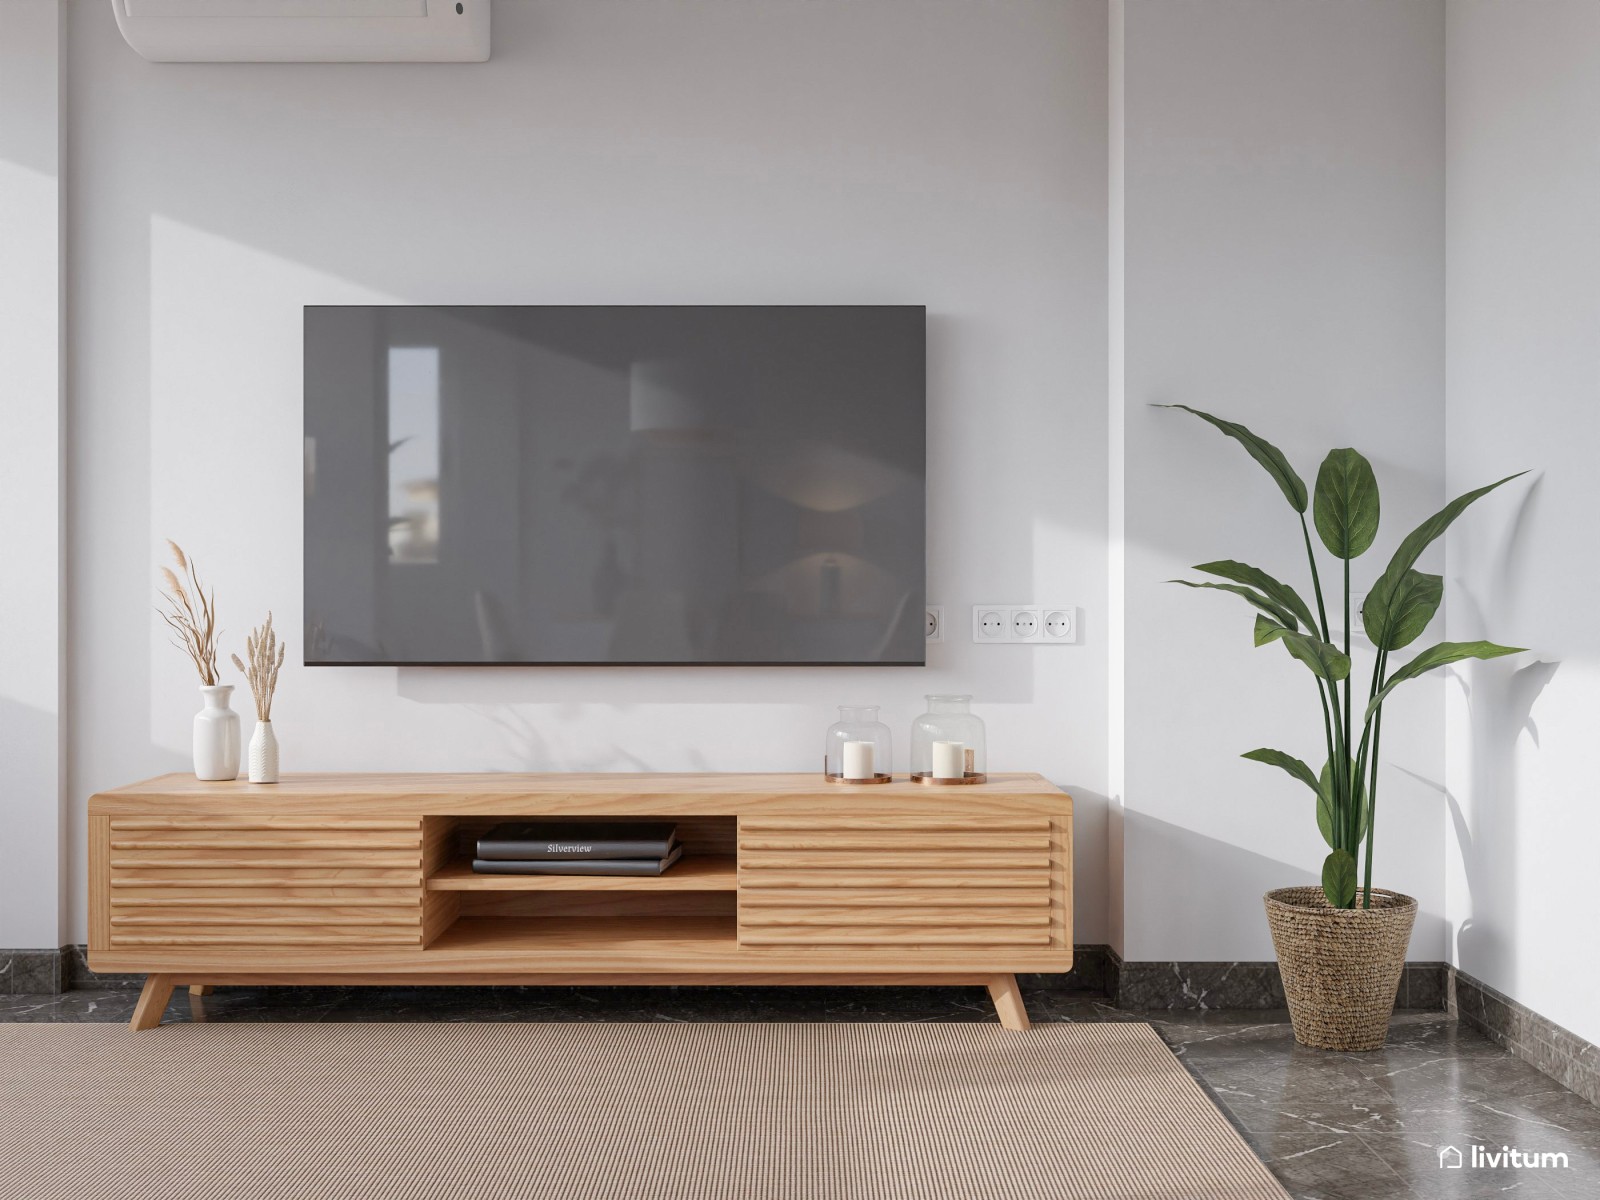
[932,740,965,781]
[842,740,875,781]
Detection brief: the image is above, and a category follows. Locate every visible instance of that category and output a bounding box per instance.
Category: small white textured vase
[193,685,240,781]
[248,720,280,784]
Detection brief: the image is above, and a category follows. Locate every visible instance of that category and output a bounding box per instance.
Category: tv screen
[303,305,925,666]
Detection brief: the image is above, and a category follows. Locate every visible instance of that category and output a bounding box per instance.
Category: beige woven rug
[0,1022,1287,1200]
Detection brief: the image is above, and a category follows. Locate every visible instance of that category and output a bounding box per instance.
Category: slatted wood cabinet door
[95,816,424,951]
[736,815,1060,948]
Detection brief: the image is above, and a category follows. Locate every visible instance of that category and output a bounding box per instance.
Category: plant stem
[1343,556,1353,841]
[1313,674,1340,850]
[1300,516,1332,643]
[1363,712,1384,909]
[1300,514,1347,860]
[1315,678,1336,813]
[1362,650,1388,908]
[1331,706,1349,855]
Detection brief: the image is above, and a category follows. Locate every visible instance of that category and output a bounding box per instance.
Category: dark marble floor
[4,985,1597,1200]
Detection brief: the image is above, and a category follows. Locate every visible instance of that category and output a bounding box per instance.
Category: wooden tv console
[88,772,1072,1031]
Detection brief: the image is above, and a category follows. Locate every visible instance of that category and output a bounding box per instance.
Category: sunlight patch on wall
[147,213,401,758]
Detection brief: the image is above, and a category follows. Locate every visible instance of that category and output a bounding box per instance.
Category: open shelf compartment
[421,814,739,949]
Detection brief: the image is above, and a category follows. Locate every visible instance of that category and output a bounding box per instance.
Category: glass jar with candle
[910,695,987,784]
[824,705,893,785]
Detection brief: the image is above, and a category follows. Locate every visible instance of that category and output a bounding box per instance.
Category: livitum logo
[1438,1144,1570,1170]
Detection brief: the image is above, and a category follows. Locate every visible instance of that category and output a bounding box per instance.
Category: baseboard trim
[1106,947,1448,1012]
[1450,967,1600,1108]
[10,943,1440,1007]
[0,949,66,994]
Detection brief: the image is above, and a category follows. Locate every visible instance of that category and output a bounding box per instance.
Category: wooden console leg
[130,974,176,1031]
[987,974,1031,1031]
[189,985,214,996]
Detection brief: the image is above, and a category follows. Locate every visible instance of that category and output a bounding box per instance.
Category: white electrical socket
[1043,609,1076,640]
[973,605,1079,644]
[925,606,944,643]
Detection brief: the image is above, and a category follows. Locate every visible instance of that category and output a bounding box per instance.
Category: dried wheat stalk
[157,540,220,685]
[232,612,286,722]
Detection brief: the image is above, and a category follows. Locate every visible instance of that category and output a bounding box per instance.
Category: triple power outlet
[971,605,1077,644]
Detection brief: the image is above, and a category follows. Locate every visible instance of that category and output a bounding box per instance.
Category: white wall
[1115,0,1447,961]
[0,0,65,949]
[1444,0,1600,1048]
[61,1,1111,943]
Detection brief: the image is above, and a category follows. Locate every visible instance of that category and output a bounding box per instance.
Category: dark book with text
[477,821,679,861]
[471,844,686,877]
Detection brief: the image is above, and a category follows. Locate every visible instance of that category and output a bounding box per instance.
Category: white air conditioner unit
[111,0,490,63]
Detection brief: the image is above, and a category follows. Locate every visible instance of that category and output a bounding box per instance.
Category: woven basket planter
[1264,886,1417,1051]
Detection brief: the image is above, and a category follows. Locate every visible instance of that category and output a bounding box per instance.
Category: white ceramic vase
[194,684,241,781]
[249,720,280,784]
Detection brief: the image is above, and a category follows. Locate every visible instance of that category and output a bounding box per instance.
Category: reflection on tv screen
[303,305,926,665]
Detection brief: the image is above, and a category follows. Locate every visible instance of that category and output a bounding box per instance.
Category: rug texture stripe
[0,1022,1288,1200]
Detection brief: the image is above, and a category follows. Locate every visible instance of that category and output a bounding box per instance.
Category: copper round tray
[824,772,894,785]
[909,771,989,786]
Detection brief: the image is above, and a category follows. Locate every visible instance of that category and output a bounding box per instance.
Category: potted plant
[1164,405,1526,1050]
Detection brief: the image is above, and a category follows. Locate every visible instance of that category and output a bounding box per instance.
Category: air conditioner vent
[112,0,490,62]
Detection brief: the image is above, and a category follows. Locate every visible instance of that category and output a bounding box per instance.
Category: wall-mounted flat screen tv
[304,305,926,666]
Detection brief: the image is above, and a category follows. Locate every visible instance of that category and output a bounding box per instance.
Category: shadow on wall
[1447,473,1558,996]
[1126,797,1466,964]
[1448,654,1560,993]
[1122,807,1421,962]
[463,703,674,774]
[1059,783,1112,940]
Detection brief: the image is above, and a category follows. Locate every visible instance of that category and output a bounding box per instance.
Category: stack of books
[472,821,683,877]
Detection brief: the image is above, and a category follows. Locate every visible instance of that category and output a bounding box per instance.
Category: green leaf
[1279,630,1352,682]
[1314,449,1380,560]
[1362,568,1442,651]
[1254,617,1353,683]
[1366,640,1527,720]
[1156,405,1308,513]
[1171,580,1299,631]
[1315,761,1339,849]
[1253,614,1290,647]
[1242,748,1321,794]
[1322,849,1358,908]
[1374,472,1528,597]
[1315,758,1366,852]
[1284,632,1351,682]
[1194,560,1318,632]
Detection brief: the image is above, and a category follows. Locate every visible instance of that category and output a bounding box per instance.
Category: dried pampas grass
[158,540,220,685]
[233,612,286,722]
